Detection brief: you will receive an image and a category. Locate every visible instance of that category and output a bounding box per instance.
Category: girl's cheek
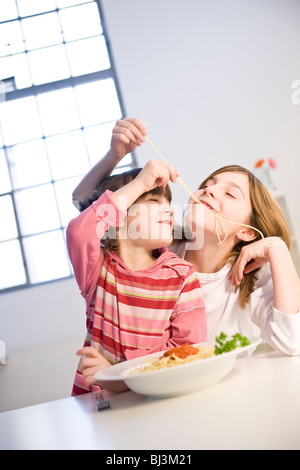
[189,190,202,205]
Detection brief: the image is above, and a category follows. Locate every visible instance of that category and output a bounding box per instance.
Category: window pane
[0,239,26,289]
[0,1,127,292]
[0,149,12,194]
[1,96,43,146]
[84,124,133,168]
[17,0,56,17]
[112,165,133,175]
[75,79,122,127]
[0,195,18,241]
[22,13,63,50]
[7,140,52,189]
[54,177,82,227]
[0,53,32,89]
[15,184,61,235]
[67,36,110,77]
[59,3,102,42]
[0,0,18,22]
[46,130,90,180]
[28,45,70,85]
[83,122,119,166]
[37,87,81,136]
[0,21,25,57]
[23,230,71,283]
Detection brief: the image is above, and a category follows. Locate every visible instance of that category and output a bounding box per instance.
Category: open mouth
[158,220,172,225]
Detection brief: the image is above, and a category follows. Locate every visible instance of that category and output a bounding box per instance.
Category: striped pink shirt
[67,190,206,395]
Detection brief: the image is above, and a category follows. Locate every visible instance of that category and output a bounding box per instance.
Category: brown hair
[79,167,172,253]
[199,165,291,308]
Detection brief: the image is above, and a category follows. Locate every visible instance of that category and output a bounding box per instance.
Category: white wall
[1,0,300,411]
[0,278,85,411]
[102,0,300,236]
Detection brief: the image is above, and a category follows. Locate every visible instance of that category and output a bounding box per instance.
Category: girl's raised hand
[110,117,148,160]
[76,347,111,385]
[136,159,179,193]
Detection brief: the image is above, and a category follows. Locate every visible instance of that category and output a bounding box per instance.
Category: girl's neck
[184,238,233,273]
[117,244,155,271]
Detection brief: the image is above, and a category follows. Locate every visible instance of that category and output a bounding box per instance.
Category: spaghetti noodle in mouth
[129,343,215,375]
[145,131,267,246]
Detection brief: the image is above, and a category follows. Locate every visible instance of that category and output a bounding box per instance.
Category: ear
[235,227,257,243]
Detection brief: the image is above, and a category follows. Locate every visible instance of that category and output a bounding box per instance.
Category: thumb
[76,347,100,358]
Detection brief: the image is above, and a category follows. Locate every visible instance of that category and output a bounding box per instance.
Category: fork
[94,393,111,411]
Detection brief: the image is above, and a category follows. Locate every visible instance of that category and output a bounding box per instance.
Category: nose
[161,203,174,216]
[202,185,217,199]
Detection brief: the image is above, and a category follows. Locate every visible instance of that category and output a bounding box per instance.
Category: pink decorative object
[253,157,277,190]
[268,158,277,169]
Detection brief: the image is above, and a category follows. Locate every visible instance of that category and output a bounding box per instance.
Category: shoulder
[163,255,198,280]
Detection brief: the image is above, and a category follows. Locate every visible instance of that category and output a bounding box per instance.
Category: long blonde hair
[199,165,291,308]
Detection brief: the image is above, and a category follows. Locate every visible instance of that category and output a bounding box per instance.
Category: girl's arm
[229,237,300,314]
[72,117,148,204]
[66,190,127,296]
[67,160,178,296]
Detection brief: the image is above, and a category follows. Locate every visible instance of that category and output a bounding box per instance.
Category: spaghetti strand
[145,132,266,245]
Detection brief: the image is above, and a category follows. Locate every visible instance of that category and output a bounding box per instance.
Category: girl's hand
[109,117,148,161]
[135,158,179,193]
[228,237,280,286]
[76,347,111,385]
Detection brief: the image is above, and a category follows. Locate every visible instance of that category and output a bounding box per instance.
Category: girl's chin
[184,204,215,235]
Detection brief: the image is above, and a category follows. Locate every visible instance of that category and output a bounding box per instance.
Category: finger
[116,118,147,142]
[124,117,148,136]
[243,259,264,274]
[112,127,141,146]
[76,347,100,358]
[155,161,179,183]
[81,366,100,385]
[230,259,247,286]
[79,356,101,369]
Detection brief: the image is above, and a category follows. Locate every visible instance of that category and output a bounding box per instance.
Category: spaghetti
[130,343,215,375]
[145,132,267,246]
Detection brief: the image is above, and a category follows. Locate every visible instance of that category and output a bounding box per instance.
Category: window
[0,0,135,291]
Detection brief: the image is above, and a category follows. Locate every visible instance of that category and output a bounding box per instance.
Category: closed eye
[226,192,235,198]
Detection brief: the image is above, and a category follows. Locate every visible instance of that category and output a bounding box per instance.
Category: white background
[1,0,300,410]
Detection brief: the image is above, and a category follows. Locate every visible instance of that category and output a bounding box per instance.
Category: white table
[1,342,300,450]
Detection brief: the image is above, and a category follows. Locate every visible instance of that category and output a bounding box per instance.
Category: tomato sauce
[161,343,199,359]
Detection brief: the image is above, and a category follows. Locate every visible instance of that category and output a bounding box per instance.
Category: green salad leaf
[214,332,250,355]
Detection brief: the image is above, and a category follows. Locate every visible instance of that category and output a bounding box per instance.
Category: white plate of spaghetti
[94,335,261,397]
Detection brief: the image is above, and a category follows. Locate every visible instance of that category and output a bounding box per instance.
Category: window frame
[0,0,136,293]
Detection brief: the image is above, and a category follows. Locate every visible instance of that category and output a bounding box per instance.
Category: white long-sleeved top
[172,243,300,355]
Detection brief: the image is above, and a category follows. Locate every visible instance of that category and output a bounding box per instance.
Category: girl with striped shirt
[67,160,206,395]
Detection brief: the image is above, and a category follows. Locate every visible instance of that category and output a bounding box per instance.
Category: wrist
[110,178,145,211]
[106,148,124,165]
[267,237,289,260]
